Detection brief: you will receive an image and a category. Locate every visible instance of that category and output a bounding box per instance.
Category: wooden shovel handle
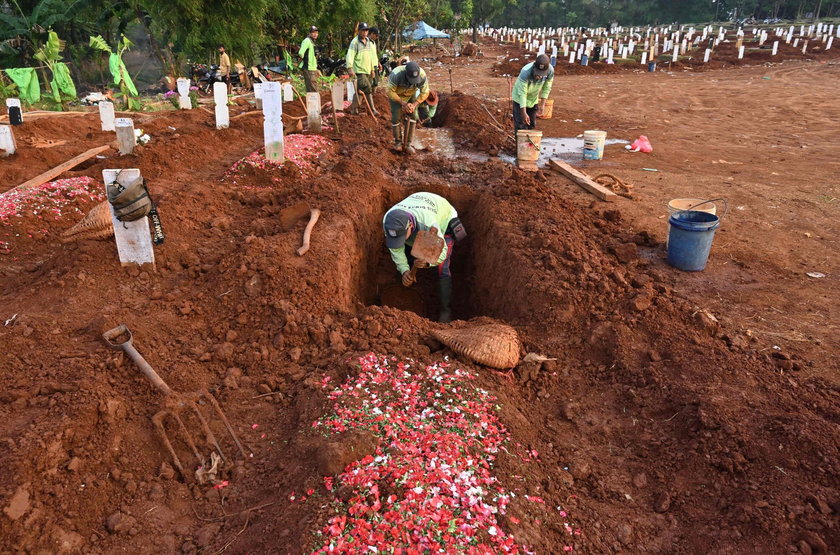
[297,208,321,256]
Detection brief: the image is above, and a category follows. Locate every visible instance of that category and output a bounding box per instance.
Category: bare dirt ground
[0,40,838,554]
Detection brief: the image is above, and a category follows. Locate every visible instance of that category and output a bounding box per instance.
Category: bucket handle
[675,198,729,222]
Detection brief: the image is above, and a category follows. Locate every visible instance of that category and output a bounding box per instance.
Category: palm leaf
[89,34,112,53]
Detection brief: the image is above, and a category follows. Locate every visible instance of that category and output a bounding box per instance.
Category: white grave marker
[176,77,192,109]
[772,41,779,55]
[102,169,154,268]
[331,82,344,111]
[0,125,15,156]
[5,98,22,124]
[254,82,264,110]
[213,82,229,129]
[346,80,355,103]
[115,118,135,155]
[306,92,322,133]
[261,82,283,162]
[99,101,115,131]
[283,82,294,102]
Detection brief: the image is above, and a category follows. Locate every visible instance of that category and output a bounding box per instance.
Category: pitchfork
[102,324,246,483]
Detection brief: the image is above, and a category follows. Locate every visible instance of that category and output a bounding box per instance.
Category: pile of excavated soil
[0,90,836,555]
[433,91,513,154]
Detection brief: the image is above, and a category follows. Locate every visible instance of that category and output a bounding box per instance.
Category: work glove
[402,271,416,287]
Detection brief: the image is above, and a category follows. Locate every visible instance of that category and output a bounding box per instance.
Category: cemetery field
[0,38,838,554]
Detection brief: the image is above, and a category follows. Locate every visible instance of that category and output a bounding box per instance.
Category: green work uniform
[511,62,554,108]
[383,192,457,274]
[345,36,378,75]
[298,37,317,71]
[387,65,430,124]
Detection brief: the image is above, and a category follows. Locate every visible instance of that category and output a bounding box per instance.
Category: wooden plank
[102,169,155,268]
[11,145,111,192]
[0,110,89,124]
[548,158,618,202]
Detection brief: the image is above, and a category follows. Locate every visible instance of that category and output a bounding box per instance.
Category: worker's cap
[426,90,439,106]
[358,22,370,31]
[405,62,422,85]
[369,27,379,34]
[383,209,411,248]
[533,54,551,76]
[309,26,319,33]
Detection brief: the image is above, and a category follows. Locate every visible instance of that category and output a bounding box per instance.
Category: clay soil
[1,40,838,554]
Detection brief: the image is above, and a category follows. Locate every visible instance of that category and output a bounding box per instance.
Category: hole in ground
[354,185,523,324]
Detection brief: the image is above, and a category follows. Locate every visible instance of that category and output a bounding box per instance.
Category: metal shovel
[102,324,246,483]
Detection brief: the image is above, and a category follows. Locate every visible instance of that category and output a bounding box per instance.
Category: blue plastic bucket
[648,61,657,72]
[667,210,720,271]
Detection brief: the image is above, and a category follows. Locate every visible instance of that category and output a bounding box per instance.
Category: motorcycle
[318,55,347,77]
[190,63,242,94]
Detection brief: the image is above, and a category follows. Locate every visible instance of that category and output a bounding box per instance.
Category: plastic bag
[626,135,653,153]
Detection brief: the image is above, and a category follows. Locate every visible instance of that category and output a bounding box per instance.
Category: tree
[471,0,515,42]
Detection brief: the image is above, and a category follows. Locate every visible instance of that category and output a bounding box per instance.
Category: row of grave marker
[483,22,836,66]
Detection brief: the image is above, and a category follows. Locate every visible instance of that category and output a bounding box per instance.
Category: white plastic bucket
[516,130,542,162]
[583,130,607,160]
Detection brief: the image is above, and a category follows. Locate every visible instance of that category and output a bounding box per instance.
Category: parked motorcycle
[318,55,346,77]
[190,63,242,94]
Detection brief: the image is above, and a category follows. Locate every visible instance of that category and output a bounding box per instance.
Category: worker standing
[386,61,429,154]
[299,26,320,93]
[382,192,466,323]
[369,27,381,87]
[512,53,553,131]
[218,44,232,95]
[346,23,381,115]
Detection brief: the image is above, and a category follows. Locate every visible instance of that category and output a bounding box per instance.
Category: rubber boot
[438,276,452,323]
[349,93,359,115]
[392,123,403,152]
[405,120,417,155]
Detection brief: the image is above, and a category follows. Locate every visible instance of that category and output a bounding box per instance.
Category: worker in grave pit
[382,192,467,324]
[386,61,429,154]
[417,90,439,127]
[512,53,554,131]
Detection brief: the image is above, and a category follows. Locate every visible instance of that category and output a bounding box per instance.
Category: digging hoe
[102,324,246,483]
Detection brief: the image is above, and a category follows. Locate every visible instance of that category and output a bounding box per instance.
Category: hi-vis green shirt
[512,62,554,108]
[386,65,430,103]
[298,37,317,71]
[383,192,457,274]
[345,36,378,75]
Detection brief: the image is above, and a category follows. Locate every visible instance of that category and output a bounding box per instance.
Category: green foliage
[89,34,140,110]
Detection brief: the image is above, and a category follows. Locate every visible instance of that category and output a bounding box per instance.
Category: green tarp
[50,62,76,102]
[4,68,40,104]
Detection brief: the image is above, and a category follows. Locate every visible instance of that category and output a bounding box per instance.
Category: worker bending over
[386,61,429,154]
[512,53,554,130]
[383,192,466,323]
